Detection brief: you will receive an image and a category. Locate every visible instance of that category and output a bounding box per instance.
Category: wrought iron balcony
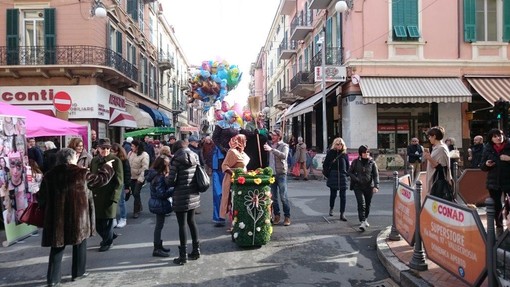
[0,45,138,83]
[290,14,313,41]
[158,52,174,71]
[311,46,344,68]
[278,40,297,60]
[280,87,299,104]
[290,71,315,98]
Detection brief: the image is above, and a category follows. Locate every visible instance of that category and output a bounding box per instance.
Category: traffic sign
[53,91,72,112]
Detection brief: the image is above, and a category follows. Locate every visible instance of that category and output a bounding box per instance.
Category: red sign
[53,91,72,112]
[420,196,487,286]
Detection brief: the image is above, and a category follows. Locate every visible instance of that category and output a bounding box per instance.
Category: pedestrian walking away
[348,145,379,232]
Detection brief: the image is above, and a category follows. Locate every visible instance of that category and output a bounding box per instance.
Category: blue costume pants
[212,147,226,223]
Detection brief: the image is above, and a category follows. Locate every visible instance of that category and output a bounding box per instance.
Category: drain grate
[365,278,400,287]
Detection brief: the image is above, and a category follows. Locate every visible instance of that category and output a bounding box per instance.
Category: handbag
[194,165,210,193]
[20,201,45,227]
[430,165,454,201]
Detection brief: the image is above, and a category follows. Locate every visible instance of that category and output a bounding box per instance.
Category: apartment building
[0,0,193,144]
[255,0,510,170]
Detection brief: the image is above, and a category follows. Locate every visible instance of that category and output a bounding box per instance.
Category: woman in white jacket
[127,140,150,218]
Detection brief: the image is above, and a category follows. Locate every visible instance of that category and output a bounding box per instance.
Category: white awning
[126,105,154,128]
[359,77,472,104]
[109,108,137,128]
[286,83,340,119]
[276,102,298,124]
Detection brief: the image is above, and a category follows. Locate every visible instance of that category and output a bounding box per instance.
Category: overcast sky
[161,0,280,107]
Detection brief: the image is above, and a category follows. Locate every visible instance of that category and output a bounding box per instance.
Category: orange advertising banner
[394,183,416,245]
[420,196,487,286]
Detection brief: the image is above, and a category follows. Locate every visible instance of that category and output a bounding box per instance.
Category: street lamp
[318,33,328,153]
[90,0,107,18]
[335,0,353,13]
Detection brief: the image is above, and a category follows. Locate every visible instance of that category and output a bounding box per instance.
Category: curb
[376,226,431,287]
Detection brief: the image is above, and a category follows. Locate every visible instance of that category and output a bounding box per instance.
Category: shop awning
[465,77,510,106]
[286,83,340,119]
[138,103,171,127]
[124,127,176,138]
[159,110,173,127]
[359,77,472,104]
[109,108,137,128]
[126,105,154,128]
[276,102,297,124]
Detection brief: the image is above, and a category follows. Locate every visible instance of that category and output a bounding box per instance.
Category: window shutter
[392,0,407,39]
[404,0,420,39]
[504,0,510,42]
[44,8,56,64]
[6,9,19,65]
[116,31,122,54]
[464,0,476,42]
[127,0,138,21]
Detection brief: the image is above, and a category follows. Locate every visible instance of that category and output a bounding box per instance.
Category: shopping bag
[291,162,300,177]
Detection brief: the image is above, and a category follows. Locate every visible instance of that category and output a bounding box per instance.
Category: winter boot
[152,242,169,257]
[133,202,142,218]
[188,241,201,260]
[160,240,170,253]
[173,246,187,265]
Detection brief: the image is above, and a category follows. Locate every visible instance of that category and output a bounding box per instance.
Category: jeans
[118,185,127,219]
[329,188,346,213]
[175,210,199,246]
[354,187,374,222]
[47,240,87,284]
[153,213,166,243]
[271,174,290,218]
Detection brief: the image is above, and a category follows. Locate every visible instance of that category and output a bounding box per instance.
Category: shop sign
[377,124,410,131]
[394,183,416,245]
[420,196,487,286]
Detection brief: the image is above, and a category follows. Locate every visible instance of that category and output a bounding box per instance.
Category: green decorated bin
[230,167,274,247]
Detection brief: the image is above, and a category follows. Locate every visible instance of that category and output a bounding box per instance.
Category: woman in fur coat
[38,148,115,286]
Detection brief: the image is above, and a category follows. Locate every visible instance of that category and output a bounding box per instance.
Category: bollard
[486,197,496,286]
[409,180,428,271]
[389,171,402,241]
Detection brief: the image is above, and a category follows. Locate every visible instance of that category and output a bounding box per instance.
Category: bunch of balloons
[187,60,242,112]
[213,101,254,128]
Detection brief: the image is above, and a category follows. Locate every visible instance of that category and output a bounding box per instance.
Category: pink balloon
[231,103,243,116]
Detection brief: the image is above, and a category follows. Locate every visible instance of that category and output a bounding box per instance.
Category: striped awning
[109,108,137,128]
[359,77,472,104]
[466,77,510,106]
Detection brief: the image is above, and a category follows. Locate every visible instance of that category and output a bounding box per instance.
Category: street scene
[0,179,396,287]
[0,0,510,286]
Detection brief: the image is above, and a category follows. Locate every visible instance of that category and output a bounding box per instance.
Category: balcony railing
[158,52,175,71]
[290,71,314,89]
[311,46,344,68]
[290,14,313,41]
[0,45,138,82]
[278,40,297,60]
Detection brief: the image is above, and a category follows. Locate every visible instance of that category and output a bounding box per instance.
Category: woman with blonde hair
[68,138,92,168]
[322,137,349,220]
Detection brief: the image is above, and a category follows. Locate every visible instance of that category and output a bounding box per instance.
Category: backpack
[194,165,210,193]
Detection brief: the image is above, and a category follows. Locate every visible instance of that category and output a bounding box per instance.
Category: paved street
[0,178,398,287]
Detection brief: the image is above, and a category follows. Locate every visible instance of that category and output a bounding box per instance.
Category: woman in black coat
[166,140,200,265]
[480,129,510,236]
[322,137,349,221]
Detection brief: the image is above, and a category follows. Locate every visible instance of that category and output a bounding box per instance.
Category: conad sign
[393,183,416,245]
[420,196,487,286]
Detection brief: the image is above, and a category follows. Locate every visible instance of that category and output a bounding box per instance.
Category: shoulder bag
[194,165,210,193]
[430,165,454,201]
[20,197,45,227]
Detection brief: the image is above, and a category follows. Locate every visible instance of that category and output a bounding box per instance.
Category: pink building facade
[255,0,510,170]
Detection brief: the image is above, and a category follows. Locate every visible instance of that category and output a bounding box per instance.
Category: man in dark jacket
[188,135,204,166]
[468,135,483,168]
[144,135,156,165]
[27,138,43,168]
[89,138,123,252]
[407,138,424,181]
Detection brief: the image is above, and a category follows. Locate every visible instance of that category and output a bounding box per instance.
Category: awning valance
[276,102,297,124]
[124,127,176,138]
[359,77,472,104]
[109,108,137,128]
[465,77,510,106]
[139,103,171,127]
[126,105,154,128]
[286,83,340,119]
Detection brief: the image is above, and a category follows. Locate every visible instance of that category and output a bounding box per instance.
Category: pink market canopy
[0,102,88,143]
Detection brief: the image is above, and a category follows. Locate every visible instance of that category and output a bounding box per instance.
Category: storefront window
[377,104,431,153]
